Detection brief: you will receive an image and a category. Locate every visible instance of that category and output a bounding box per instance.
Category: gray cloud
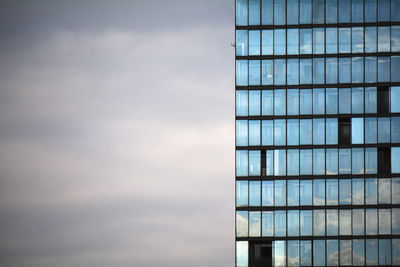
[0,1,234,266]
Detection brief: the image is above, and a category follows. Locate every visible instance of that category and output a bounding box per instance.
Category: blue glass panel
[249,30,260,55]
[313,58,325,84]
[287,149,300,176]
[287,59,299,85]
[261,59,273,85]
[353,240,365,266]
[262,30,273,55]
[365,147,378,174]
[300,59,312,84]
[327,240,339,266]
[339,210,352,235]
[266,150,274,176]
[262,211,274,236]
[249,120,260,145]
[365,27,377,52]
[352,57,364,83]
[262,120,273,145]
[326,88,338,114]
[378,26,391,52]
[366,209,378,234]
[300,149,312,175]
[392,147,400,173]
[287,180,299,206]
[339,149,351,174]
[274,210,286,236]
[393,0,400,21]
[236,30,248,56]
[326,149,338,175]
[352,27,364,52]
[392,117,400,142]
[274,119,286,145]
[313,88,325,114]
[313,148,325,175]
[274,149,286,176]
[300,180,312,206]
[262,90,273,115]
[300,119,312,144]
[249,60,260,85]
[236,90,248,116]
[352,148,364,174]
[339,28,351,53]
[326,209,338,234]
[339,58,351,83]
[391,86,400,112]
[339,179,351,204]
[249,211,261,237]
[378,117,390,143]
[236,210,248,237]
[378,0,390,22]
[366,178,378,204]
[393,178,400,204]
[274,0,285,25]
[236,181,248,207]
[300,29,312,54]
[273,240,286,266]
[352,0,364,22]
[365,87,377,113]
[393,238,400,265]
[274,59,286,85]
[287,29,299,55]
[300,241,312,266]
[262,181,274,206]
[353,210,365,236]
[392,26,400,51]
[313,179,325,205]
[274,89,286,115]
[299,0,312,24]
[313,0,324,23]
[236,120,248,146]
[378,56,390,82]
[249,90,260,115]
[236,241,248,267]
[249,150,261,176]
[236,0,248,26]
[287,89,299,115]
[287,0,299,25]
[288,211,299,236]
[313,28,324,54]
[393,209,400,234]
[236,60,248,86]
[274,29,286,55]
[326,58,338,84]
[379,239,392,265]
[339,88,351,114]
[339,0,350,22]
[300,210,312,235]
[352,87,364,114]
[352,118,364,144]
[326,28,338,54]
[236,150,248,176]
[313,240,325,266]
[261,0,273,25]
[365,57,377,83]
[313,119,325,144]
[249,0,260,25]
[366,239,378,265]
[326,0,337,23]
[379,179,391,204]
[287,119,299,145]
[249,181,261,206]
[392,56,400,82]
[288,240,300,266]
[365,0,377,22]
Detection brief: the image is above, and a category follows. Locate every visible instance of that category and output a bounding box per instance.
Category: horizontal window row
[237,239,398,267]
[236,26,400,56]
[236,148,381,177]
[236,178,400,207]
[236,56,400,86]
[236,117,400,146]
[236,87,400,116]
[236,208,399,238]
[236,0,400,26]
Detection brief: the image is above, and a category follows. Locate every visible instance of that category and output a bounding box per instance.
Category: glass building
[235,0,400,266]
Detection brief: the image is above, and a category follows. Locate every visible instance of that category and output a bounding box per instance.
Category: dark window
[377,86,389,114]
[339,118,350,145]
[250,241,272,267]
[378,147,391,175]
[261,150,266,176]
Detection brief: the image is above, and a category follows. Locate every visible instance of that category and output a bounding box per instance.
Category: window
[249,120,260,145]
[236,30,248,56]
[262,30,273,55]
[249,0,260,25]
[236,181,248,207]
[326,240,339,266]
[236,0,248,26]
[249,30,260,56]
[340,240,352,265]
[393,147,400,173]
[249,211,261,237]
[236,211,248,237]
[327,209,338,236]
[351,118,364,144]
[249,181,260,206]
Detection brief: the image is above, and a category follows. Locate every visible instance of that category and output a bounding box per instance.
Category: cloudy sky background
[0,1,234,266]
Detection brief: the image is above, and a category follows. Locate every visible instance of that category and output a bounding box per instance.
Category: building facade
[235,0,400,266]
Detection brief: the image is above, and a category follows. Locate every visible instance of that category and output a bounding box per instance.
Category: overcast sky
[0,1,234,266]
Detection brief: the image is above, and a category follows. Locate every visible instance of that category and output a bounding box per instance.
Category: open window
[249,241,272,267]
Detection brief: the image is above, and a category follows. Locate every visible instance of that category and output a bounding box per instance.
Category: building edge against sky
[235,0,400,266]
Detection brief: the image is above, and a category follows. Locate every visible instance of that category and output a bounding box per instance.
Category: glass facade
[235,0,400,266]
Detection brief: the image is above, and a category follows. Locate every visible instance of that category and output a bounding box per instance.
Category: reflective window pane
[262,211,274,236]
[249,0,260,25]
[313,240,325,266]
[249,30,260,55]
[236,241,248,267]
[262,30,273,55]
[236,30,248,56]
[249,211,261,237]
[261,0,273,25]
[379,239,392,265]
[262,181,274,206]
[274,211,286,236]
[366,178,378,205]
[288,210,300,237]
[327,209,339,235]
[236,211,248,237]
[340,240,352,265]
[300,210,312,236]
[366,209,378,235]
[327,240,339,266]
[352,209,365,236]
[300,180,312,206]
[237,180,248,207]
[326,179,338,205]
[366,239,378,265]
[249,181,260,206]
